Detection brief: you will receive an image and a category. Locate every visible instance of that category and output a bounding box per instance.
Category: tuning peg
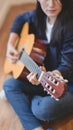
[56,82,59,86]
[64,79,68,83]
[51,95,59,101]
[44,88,47,91]
[55,98,59,101]
[49,86,52,90]
[52,89,56,94]
[47,91,50,94]
[51,95,54,98]
[48,76,51,81]
[52,79,55,83]
[45,83,48,87]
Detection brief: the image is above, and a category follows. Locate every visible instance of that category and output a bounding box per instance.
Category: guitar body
[4,22,47,79]
[4,22,67,100]
[4,23,35,78]
[19,39,48,80]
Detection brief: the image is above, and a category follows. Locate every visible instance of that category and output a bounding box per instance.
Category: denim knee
[31,96,51,121]
[4,78,23,97]
[31,94,73,122]
[4,78,22,90]
[4,79,41,130]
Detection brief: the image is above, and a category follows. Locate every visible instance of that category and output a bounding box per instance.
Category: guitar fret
[19,51,42,78]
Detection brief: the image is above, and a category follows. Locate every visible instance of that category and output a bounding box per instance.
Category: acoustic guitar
[4,22,67,100]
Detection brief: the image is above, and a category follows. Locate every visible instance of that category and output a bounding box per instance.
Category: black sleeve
[57,32,73,82]
[10,11,35,35]
[10,14,25,35]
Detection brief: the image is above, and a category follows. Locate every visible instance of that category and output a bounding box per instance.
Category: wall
[0,0,36,28]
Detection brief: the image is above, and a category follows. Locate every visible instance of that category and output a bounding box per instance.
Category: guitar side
[4,22,35,79]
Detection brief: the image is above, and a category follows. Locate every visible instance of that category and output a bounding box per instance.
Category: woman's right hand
[6,33,20,63]
[6,44,19,63]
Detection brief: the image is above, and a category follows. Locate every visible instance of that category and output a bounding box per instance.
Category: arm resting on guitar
[6,33,20,63]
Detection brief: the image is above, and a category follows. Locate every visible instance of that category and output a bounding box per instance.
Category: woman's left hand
[27,66,46,85]
[27,72,40,85]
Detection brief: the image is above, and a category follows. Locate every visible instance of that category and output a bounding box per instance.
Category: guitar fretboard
[19,51,42,78]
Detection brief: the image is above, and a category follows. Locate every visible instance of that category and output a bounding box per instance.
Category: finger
[10,47,19,55]
[40,66,46,72]
[31,80,40,85]
[27,72,34,79]
[27,73,40,85]
[29,74,37,82]
[7,58,16,63]
[7,55,19,61]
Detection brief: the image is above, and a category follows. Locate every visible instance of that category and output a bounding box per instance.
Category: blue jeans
[4,78,73,130]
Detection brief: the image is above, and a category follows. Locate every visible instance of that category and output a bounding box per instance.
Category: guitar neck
[19,51,42,79]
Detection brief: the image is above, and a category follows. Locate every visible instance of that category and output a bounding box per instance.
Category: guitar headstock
[40,72,67,100]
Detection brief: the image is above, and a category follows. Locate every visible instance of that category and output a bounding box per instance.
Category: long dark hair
[36,0,73,46]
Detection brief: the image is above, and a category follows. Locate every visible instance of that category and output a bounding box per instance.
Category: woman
[4,0,73,130]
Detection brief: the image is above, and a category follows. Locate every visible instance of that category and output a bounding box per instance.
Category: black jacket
[11,10,73,84]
